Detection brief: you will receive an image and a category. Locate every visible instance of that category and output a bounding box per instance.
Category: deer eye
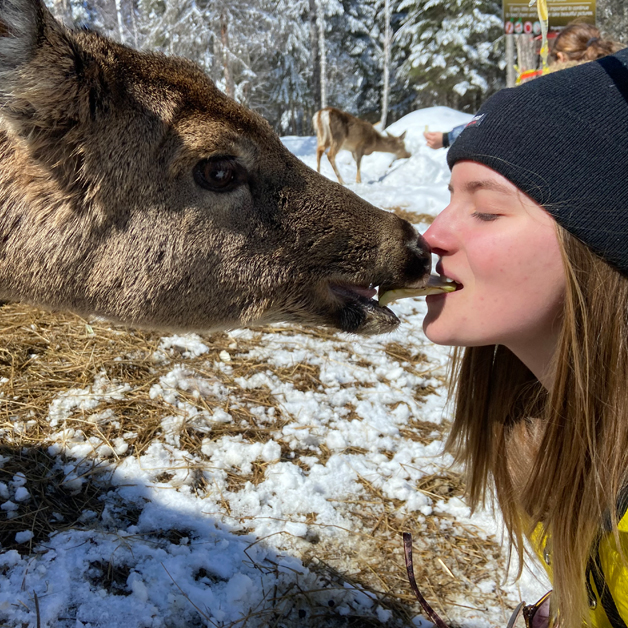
[194,157,246,192]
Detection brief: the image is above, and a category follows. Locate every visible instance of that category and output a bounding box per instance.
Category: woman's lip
[434,266,461,286]
[429,266,463,295]
[426,290,451,301]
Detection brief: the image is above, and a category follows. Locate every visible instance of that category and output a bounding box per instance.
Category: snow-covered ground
[0,107,549,627]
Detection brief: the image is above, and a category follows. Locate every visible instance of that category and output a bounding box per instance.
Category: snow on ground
[0,107,549,627]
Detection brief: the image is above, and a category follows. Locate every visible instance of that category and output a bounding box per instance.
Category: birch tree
[114,0,125,42]
[380,0,391,128]
[219,7,235,98]
[51,0,72,25]
[316,0,327,108]
[308,0,321,110]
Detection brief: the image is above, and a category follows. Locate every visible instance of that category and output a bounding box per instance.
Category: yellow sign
[503,0,595,33]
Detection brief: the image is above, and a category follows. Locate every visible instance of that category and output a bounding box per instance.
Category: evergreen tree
[44,0,513,131]
[598,0,628,45]
[396,0,503,112]
[324,0,411,124]
[327,0,381,117]
[138,0,216,67]
[265,0,312,134]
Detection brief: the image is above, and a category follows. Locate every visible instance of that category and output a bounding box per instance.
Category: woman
[421,48,628,626]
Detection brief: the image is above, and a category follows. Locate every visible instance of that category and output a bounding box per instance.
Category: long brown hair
[553,23,624,63]
[446,227,628,626]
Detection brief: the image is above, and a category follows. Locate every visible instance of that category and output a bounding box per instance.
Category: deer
[0,0,431,338]
[313,107,411,185]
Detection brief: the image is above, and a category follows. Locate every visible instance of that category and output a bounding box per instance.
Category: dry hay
[0,302,514,626]
[384,207,435,227]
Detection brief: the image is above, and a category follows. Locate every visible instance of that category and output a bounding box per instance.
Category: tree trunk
[380,0,391,129]
[515,34,536,82]
[308,0,321,111]
[316,0,327,109]
[114,0,125,43]
[220,10,235,98]
[212,30,221,83]
[129,0,138,49]
[52,0,72,26]
[506,34,516,87]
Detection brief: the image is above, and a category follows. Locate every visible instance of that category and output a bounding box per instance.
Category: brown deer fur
[0,0,432,336]
[313,107,411,185]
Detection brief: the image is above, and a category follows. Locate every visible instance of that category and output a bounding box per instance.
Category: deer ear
[0,0,106,137]
[0,0,44,69]
[399,131,407,140]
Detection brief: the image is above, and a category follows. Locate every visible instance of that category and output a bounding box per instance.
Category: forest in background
[46,0,628,134]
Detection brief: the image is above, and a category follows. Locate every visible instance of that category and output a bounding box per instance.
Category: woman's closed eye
[471,211,500,222]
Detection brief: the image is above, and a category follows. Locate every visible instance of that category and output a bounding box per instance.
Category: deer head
[0,0,430,336]
[386,131,411,161]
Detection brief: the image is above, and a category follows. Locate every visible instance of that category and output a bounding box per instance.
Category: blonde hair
[446,227,628,626]
[553,23,624,63]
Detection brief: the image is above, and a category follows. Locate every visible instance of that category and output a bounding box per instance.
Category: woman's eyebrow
[448,180,515,195]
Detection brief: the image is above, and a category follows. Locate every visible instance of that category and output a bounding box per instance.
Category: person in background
[420,48,628,626]
[424,125,466,150]
[423,23,625,152]
[552,22,624,65]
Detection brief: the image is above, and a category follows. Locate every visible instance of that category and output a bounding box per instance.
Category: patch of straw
[0,302,515,626]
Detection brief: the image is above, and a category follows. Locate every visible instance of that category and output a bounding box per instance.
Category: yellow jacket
[531,505,628,627]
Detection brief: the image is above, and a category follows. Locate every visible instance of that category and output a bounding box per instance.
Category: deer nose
[411,232,431,257]
[406,233,432,280]
[393,218,432,282]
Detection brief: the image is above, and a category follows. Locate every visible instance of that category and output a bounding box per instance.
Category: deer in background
[0,0,431,337]
[313,107,411,185]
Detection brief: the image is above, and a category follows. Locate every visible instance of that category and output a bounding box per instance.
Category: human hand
[423,131,445,149]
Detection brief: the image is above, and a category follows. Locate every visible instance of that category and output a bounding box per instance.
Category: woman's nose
[423,211,453,256]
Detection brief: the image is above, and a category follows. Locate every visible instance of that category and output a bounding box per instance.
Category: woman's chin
[423,313,472,346]
[423,319,452,345]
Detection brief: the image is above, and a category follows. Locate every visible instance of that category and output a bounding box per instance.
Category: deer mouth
[329,275,457,335]
[328,282,402,335]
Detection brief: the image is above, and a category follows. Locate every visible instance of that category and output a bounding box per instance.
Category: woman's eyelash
[472,211,500,222]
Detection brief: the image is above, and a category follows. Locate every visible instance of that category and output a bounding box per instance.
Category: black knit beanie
[447,48,628,276]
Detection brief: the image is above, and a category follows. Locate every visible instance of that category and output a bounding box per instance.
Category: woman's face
[422,161,566,380]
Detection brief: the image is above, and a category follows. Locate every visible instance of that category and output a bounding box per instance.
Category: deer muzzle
[329,230,432,336]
